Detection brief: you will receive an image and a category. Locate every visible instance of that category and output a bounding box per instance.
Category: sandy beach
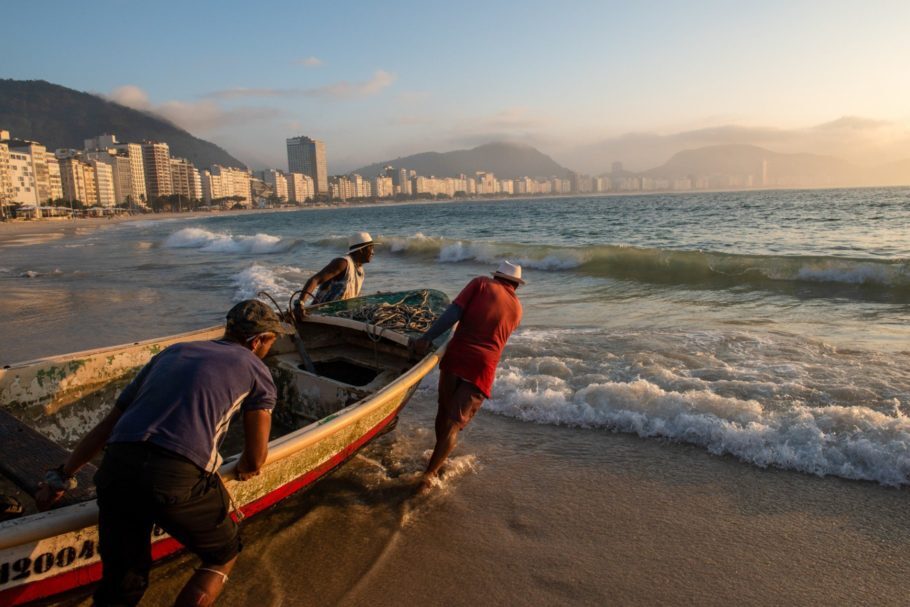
[51,401,910,606]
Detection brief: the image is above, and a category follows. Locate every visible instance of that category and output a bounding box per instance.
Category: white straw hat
[492,260,525,285]
[348,231,374,251]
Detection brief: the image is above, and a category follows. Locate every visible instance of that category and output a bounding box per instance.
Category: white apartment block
[0,142,12,206]
[141,141,172,199]
[9,141,51,203]
[171,158,202,201]
[112,143,147,204]
[58,156,88,203]
[82,162,98,206]
[90,160,116,207]
[286,172,314,203]
[372,175,393,198]
[203,165,251,206]
[9,151,39,205]
[46,153,63,200]
[261,169,288,201]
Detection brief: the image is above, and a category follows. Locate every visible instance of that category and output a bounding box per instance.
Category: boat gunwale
[0,313,448,550]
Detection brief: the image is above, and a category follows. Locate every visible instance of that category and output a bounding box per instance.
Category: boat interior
[0,318,417,519]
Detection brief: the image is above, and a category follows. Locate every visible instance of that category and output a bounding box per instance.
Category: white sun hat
[348,231,374,252]
[492,260,525,285]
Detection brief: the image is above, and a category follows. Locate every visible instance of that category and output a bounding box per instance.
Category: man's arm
[411,303,463,356]
[235,409,272,481]
[36,406,123,510]
[300,258,348,304]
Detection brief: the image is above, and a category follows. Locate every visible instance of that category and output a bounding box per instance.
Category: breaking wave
[231,263,309,302]
[376,233,910,293]
[485,328,910,486]
[164,227,290,254]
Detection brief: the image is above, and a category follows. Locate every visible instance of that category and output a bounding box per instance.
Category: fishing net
[306,289,450,336]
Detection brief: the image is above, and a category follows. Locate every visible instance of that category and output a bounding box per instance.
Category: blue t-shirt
[109,340,277,472]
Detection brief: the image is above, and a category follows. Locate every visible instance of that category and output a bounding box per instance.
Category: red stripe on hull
[0,400,408,606]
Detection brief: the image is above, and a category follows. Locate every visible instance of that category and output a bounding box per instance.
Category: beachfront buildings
[170,157,203,203]
[141,141,173,199]
[287,136,328,195]
[286,171,314,203]
[202,165,252,206]
[258,169,288,201]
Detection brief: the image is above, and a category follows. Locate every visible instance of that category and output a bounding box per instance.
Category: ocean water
[2,188,910,489]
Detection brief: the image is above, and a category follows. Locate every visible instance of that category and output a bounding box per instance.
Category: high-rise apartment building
[8,150,39,205]
[112,143,147,204]
[141,141,172,199]
[286,172,314,203]
[203,165,251,206]
[170,157,202,201]
[9,140,50,203]
[286,136,328,194]
[58,156,88,203]
[46,153,63,200]
[0,141,13,210]
[90,160,116,207]
[82,162,98,206]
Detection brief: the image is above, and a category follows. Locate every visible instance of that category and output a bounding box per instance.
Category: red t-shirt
[440,276,522,398]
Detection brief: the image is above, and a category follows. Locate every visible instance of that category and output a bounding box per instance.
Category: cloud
[203,70,396,101]
[295,56,323,68]
[305,70,396,99]
[812,116,891,132]
[203,87,302,100]
[104,85,283,134]
[108,85,151,111]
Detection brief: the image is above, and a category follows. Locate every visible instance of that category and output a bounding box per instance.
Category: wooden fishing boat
[0,289,450,605]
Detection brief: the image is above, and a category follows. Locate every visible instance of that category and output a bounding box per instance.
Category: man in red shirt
[411,261,524,491]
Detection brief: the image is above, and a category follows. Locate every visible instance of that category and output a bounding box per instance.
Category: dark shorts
[93,442,240,606]
[438,370,486,430]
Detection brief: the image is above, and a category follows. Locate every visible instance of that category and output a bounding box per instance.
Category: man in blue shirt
[38,300,293,606]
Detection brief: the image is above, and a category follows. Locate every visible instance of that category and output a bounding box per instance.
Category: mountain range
[1,79,906,188]
[641,144,909,186]
[0,79,245,169]
[352,142,571,179]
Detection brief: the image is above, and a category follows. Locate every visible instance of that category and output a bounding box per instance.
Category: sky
[3,0,910,173]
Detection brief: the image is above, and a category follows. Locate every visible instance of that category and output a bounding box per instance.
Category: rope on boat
[334,290,439,336]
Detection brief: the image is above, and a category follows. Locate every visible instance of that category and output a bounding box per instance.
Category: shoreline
[2,182,906,241]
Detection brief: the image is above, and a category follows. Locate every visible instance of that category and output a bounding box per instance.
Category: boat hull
[0,290,448,605]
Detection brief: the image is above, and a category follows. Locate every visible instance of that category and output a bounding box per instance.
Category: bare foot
[413,474,436,495]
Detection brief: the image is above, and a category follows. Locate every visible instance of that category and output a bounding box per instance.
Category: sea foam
[231,263,309,301]
[165,227,286,254]
[484,327,910,486]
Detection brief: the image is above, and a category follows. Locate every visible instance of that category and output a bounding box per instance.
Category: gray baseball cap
[226,299,295,337]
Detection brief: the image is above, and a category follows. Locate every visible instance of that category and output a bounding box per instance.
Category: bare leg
[174,557,237,607]
[420,417,460,491]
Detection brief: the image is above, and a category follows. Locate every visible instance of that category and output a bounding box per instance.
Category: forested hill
[0,79,245,169]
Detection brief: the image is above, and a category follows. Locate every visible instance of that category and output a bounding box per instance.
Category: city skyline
[2,1,910,174]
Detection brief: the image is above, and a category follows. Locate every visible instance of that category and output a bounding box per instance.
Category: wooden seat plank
[0,408,97,506]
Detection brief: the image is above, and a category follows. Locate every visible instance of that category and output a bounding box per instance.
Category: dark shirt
[109,340,277,472]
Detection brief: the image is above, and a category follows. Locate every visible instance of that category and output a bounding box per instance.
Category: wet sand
[46,391,910,607]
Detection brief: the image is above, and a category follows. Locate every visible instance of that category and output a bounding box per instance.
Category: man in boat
[410,260,524,492]
[297,231,374,312]
[36,300,293,607]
